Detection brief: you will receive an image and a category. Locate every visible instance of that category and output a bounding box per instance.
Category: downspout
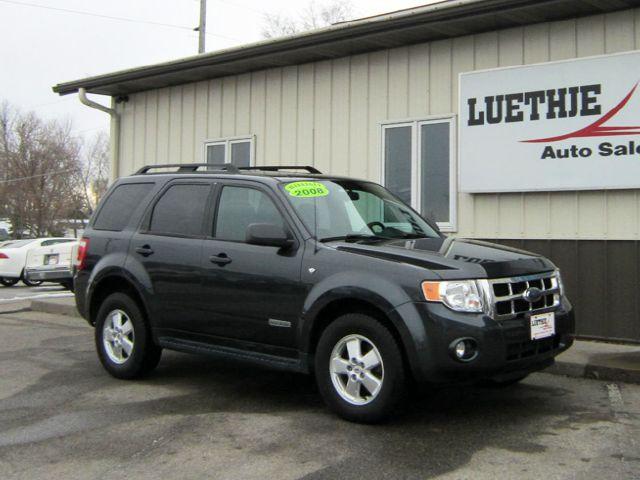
[78,88,120,182]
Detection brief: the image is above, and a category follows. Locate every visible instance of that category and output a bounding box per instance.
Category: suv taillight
[76,238,89,270]
[0,253,7,259]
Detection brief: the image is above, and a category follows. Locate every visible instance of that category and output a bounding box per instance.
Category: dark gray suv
[74,163,574,423]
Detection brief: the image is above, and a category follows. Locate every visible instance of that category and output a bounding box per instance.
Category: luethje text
[467,84,601,126]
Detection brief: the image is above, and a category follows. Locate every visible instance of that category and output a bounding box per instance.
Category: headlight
[422,280,484,313]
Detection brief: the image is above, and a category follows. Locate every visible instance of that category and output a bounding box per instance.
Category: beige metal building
[55,0,640,342]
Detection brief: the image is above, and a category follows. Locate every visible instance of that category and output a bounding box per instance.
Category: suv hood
[333,237,555,279]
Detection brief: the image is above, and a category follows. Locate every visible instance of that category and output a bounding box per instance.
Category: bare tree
[0,102,82,237]
[262,0,354,39]
[73,131,110,220]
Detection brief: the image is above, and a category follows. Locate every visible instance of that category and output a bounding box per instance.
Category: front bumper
[25,267,74,282]
[391,297,575,384]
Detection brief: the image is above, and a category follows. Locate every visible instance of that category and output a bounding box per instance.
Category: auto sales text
[540,141,640,159]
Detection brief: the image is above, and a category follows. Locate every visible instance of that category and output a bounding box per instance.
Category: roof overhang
[53,0,640,97]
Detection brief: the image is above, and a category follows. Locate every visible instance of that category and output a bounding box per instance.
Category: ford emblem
[522,287,544,303]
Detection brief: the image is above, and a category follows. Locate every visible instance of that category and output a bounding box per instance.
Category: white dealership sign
[459,51,640,192]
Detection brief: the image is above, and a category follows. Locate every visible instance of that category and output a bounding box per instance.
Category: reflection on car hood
[334,236,555,279]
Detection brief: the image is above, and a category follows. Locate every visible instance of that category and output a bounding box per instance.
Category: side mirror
[246,223,295,249]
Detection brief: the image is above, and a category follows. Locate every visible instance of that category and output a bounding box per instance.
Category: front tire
[315,313,406,423]
[95,292,162,379]
[0,277,19,287]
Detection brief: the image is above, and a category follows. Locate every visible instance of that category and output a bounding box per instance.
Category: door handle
[135,245,154,257]
[210,253,232,265]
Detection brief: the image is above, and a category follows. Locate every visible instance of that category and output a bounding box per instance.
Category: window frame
[140,180,216,239]
[203,135,255,167]
[380,115,457,232]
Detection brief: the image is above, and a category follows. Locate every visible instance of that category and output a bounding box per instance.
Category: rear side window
[94,183,154,231]
[149,184,211,236]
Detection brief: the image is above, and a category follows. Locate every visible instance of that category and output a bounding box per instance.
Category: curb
[30,299,79,318]
[546,360,640,385]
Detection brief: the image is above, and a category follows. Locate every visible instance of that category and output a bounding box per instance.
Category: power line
[0,169,77,184]
[0,0,242,41]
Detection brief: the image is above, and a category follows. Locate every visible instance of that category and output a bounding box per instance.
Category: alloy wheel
[329,334,384,405]
[102,309,135,365]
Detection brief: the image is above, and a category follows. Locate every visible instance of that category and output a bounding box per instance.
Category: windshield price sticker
[285,181,329,198]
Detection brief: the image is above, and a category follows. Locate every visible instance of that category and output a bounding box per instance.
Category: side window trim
[139,180,216,239]
[209,181,300,244]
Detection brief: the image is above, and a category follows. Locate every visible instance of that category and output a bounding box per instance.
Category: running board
[158,337,308,373]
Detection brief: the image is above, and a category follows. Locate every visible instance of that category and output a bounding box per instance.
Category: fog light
[449,338,478,362]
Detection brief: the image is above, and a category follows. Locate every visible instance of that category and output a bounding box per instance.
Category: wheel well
[89,276,147,325]
[308,298,406,358]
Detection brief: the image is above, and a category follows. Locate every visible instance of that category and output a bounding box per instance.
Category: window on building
[381,117,456,231]
[204,136,254,168]
[214,186,284,242]
[149,184,211,237]
[93,183,155,231]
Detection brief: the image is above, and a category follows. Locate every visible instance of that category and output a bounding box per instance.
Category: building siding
[116,8,640,241]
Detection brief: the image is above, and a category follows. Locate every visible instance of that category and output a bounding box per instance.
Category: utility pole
[197,0,206,54]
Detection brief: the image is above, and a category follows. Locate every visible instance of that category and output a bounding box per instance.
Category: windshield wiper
[319,234,386,243]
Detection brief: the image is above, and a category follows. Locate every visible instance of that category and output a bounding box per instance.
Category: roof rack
[134,163,239,175]
[238,166,322,174]
[134,163,323,176]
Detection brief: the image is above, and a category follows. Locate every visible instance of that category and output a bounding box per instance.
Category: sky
[0,0,432,142]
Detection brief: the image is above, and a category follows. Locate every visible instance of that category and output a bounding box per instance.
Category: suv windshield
[280,179,440,241]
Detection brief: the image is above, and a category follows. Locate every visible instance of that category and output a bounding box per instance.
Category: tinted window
[94,183,154,231]
[149,184,211,236]
[215,186,284,242]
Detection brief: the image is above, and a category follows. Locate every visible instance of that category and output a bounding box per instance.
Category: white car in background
[0,238,77,287]
[24,240,79,291]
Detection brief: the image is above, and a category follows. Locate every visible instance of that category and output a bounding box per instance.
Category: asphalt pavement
[1,307,639,480]
[0,283,72,303]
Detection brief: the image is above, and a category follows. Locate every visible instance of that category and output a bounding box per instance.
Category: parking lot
[0,284,71,304]
[1,305,639,480]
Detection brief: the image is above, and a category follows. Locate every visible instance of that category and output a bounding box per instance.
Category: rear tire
[95,292,162,379]
[314,313,406,423]
[0,277,19,287]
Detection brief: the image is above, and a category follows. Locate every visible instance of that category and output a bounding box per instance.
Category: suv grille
[485,271,560,321]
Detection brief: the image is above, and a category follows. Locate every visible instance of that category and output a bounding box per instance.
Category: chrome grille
[481,271,561,321]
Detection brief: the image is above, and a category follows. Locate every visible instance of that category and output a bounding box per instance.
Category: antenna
[313,195,319,253]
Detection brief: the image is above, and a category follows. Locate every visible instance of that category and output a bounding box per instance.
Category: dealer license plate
[45,254,59,265]
[530,312,555,340]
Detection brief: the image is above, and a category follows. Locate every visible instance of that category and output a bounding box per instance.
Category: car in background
[0,238,77,287]
[24,240,79,291]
